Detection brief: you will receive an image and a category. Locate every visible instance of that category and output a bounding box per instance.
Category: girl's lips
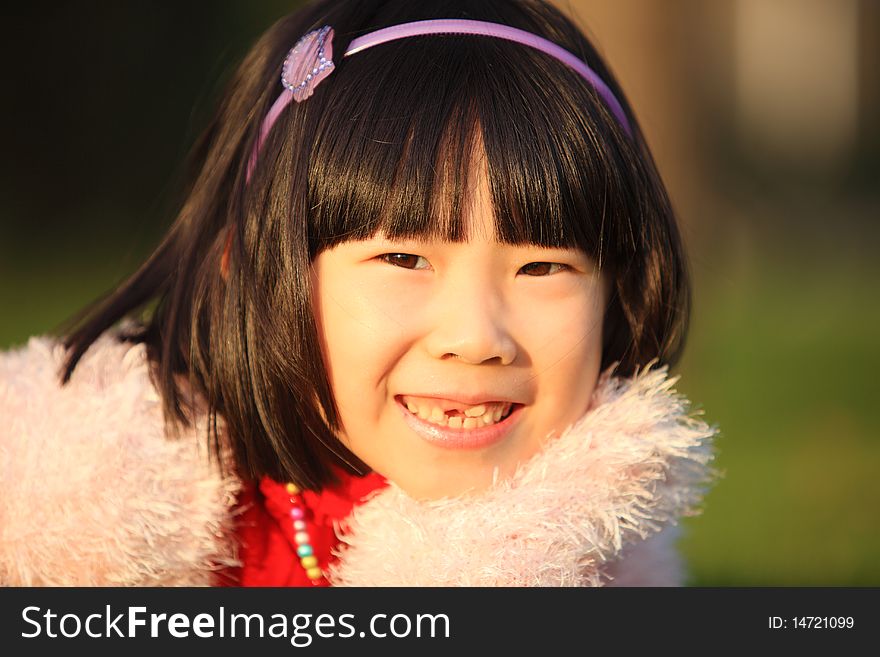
[396,397,524,449]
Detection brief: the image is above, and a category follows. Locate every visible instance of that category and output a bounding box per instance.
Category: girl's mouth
[395,395,524,449]
[401,396,515,428]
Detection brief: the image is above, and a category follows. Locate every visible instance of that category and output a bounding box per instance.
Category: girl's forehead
[457,152,495,242]
[309,111,608,253]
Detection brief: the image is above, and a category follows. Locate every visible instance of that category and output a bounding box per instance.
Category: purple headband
[247,18,632,180]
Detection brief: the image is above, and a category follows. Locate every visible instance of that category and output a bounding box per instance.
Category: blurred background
[1,1,877,585]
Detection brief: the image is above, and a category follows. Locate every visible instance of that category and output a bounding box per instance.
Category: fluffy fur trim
[0,334,240,586]
[1,333,716,587]
[327,364,717,586]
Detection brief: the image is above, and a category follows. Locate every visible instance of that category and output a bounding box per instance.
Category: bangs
[305,35,633,264]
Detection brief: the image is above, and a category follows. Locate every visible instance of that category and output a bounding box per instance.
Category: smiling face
[311,156,608,500]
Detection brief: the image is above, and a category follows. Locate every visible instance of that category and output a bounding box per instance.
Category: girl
[0,0,715,586]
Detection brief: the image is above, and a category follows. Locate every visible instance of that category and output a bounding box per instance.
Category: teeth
[404,399,515,430]
[464,404,486,418]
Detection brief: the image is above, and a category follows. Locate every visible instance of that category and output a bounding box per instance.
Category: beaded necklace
[285,482,325,585]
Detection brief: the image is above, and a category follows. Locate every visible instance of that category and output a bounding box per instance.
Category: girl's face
[311,161,608,500]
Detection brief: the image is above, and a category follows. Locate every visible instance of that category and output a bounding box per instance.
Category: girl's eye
[518,262,569,276]
[379,253,431,270]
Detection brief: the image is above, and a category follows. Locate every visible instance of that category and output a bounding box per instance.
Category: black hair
[60,0,690,491]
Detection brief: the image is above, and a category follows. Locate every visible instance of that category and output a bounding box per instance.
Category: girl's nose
[423,277,517,366]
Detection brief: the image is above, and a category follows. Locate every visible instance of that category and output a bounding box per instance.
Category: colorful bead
[286,481,324,583]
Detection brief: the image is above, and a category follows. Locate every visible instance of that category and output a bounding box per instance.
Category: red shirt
[217,470,388,586]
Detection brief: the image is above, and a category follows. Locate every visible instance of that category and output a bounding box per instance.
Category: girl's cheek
[354,276,430,331]
[514,280,605,352]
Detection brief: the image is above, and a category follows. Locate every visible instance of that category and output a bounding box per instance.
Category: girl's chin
[395,476,496,501]
[385,451,530,501]
[353,408,548,499]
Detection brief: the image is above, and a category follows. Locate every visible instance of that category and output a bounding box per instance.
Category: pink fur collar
[327,365,716,586]
[0,332,715,586]
[0,334,240,586]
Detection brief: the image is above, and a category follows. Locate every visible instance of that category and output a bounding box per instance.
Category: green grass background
[677,214,880,585]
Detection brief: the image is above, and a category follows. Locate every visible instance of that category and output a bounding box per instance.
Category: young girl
[0,0,715,586]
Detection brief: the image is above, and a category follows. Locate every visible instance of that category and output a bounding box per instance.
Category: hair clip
[247,26,335,182]
[282,25,336,102]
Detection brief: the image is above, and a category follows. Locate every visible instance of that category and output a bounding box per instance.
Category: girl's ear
[220,229,233,282]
